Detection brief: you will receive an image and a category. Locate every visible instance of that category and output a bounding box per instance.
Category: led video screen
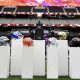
[0,0,80,6]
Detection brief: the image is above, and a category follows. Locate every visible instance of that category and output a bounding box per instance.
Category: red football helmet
[23,37,33,46]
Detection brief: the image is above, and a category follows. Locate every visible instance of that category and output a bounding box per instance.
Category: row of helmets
[11,31,68,46]
[1,31,80,47]
[0,31,68,46]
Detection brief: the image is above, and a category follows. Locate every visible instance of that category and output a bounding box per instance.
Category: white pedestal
[22,46,33,79]
[58,40,68,76]
[47,46,58,79]
[33,40,45,76]
[11,38,23,75]
[69,47,80,79]
[0,45,10,78]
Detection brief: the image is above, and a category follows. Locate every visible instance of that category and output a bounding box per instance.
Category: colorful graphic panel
[0,0,80,6]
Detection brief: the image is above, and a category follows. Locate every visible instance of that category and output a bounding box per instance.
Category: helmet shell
[23,37,33,46]
[58,31,67,40]
[11,31,22,39]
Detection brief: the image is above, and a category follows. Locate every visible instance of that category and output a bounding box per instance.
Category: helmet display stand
[58,40,68,76]
[10,37,23,75]
[47,45,58,79]
[22,37,33,79]
[0,44,10,78]
[69,47,80,79]
[33,40,45,76]
[22,46,33,79]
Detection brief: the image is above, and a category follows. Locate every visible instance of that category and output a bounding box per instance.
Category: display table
[0,44,10,78]
[69,47,80,79]
[58,40,68,76]
[33,40,45,76]
[11,38,23,75]
[22,46,33,79]
[47,45,58,79]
